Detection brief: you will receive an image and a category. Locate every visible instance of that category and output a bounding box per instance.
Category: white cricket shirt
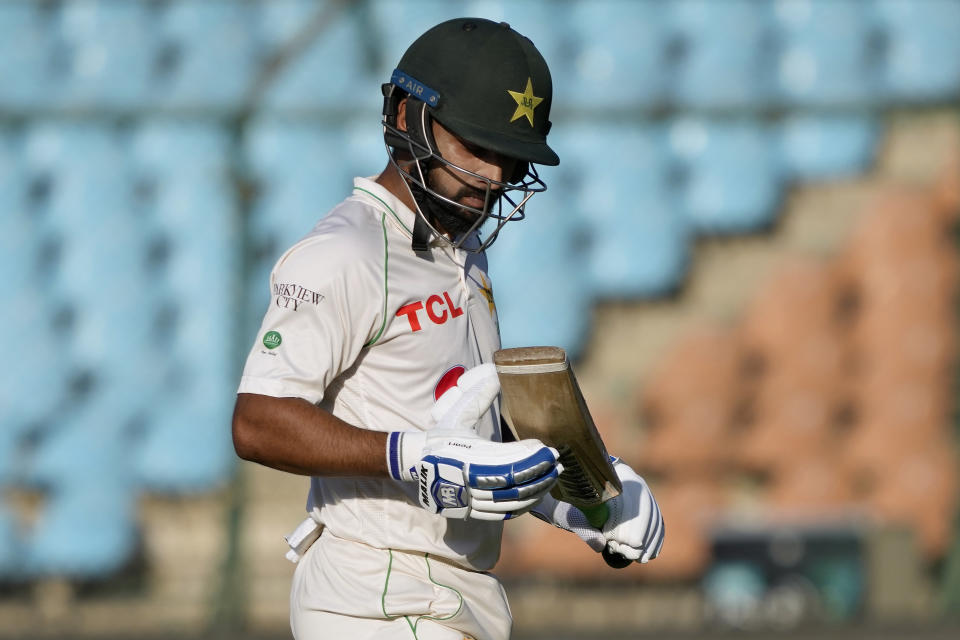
[238,177,505,570]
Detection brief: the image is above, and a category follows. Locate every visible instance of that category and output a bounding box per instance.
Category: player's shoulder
[273,198,386,280]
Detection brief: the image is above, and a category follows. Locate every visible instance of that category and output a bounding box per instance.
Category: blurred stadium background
[1,0,960,638]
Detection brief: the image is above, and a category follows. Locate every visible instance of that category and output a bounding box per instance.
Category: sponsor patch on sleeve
[273,282,325,312]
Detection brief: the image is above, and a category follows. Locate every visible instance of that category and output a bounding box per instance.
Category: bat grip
[581,503,632,569]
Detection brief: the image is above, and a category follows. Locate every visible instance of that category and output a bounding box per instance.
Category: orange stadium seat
[733,366,848,472]
[763,454,859,515]
[739,258,844,357]
[852,308,956,380]
[636,326,743,473]
[852,369,952,439]
[842,191,955,274]
[934,137,960,220]
[863,437,959,559]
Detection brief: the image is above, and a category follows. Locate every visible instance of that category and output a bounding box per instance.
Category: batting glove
[532,458,664,563]
[387,363,562,521]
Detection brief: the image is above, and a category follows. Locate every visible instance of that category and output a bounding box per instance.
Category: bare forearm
[232,393,389,477]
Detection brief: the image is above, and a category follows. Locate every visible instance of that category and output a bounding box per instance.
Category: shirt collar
[351,176,485,253]
[351,176,418,239]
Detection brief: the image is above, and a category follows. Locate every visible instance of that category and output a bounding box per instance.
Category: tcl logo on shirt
[396,290,464,332]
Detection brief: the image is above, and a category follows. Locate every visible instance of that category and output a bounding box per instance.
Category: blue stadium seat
[559,1,668,109]
[244,120,349,256]
[669,118,782,233]
[23,391,137,491]
[136,385,235,493]
[244,118,343,182]
[0,500,23,578]
[21,122,131,241]
[367,0,470,80]
[486,164,592,358]
[0,427,21,487]
[0,210,35,302]
[456,1,566,82]
[1,291,70,440]
[129,119,231,180]
[259,3,379,111]
[874,0,960,101]
[25,483,137,578]
[0,128,26,214]
[772,0,877,107]
[52,0,156,109]
[152,0,258,109]
[551,122,689,298]
[778,115,879,180]
[667,0,776,109]
[0,2,55,108]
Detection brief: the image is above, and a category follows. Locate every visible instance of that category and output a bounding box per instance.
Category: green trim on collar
[354,186,412,236]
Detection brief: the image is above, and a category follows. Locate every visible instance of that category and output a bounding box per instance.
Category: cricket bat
[494,346,632,569]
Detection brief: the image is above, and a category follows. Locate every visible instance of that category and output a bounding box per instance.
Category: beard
[410,169,502,237]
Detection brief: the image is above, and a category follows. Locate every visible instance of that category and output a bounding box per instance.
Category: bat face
[494,347,621,510]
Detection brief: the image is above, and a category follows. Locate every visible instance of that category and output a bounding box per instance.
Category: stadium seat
[458,0,567,83]
[558,1,669,109]
[0,500,23,578]
[667,0,776,109]
[736,375,842,471]
[739,258,845,369]
[129,119,231,180]
[0,211,36,305]
[485,163,592,358]
[22,390,138,491]
[259,2,379,111]
[669,118,782,233]
[637,326,741,472]
[0,427,21,487]
[0,128,26,215]
[874,0,960,101]
[0,2,55,109]
[25,482,137,579]
[243,119,357,323]
[21,121,131,245]
[865,438,958,558]
[366,0,472,80]
[551,122,689,298]
[778,115,879,180]
[135,386,236,494]
[1,291,71,440]
[52,0,156,109]
[152,0,258,109]
[771,0,877,107]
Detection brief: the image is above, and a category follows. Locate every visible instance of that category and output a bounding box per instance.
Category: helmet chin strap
[410,193,434,253]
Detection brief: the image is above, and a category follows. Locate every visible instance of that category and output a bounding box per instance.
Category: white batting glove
[387,363,562,521]
[531,459,664,563]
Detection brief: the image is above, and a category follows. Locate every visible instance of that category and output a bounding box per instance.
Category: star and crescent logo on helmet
[507,77,543,126]
[392,69,542,128]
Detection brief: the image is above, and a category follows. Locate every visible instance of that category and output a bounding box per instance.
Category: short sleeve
[237,214,385,403]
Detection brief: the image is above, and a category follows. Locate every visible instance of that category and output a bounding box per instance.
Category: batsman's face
[427,119,518,218]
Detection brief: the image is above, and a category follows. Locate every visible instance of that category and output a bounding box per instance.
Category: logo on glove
[436,481,465,509]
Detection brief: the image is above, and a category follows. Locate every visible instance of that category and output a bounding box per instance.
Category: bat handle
[581,504,632,569]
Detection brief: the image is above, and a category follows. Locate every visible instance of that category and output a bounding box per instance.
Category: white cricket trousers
[290,529,512,640]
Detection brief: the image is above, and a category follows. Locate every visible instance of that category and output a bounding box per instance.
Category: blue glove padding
[388,363,562,520]
[417,444,560,520]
